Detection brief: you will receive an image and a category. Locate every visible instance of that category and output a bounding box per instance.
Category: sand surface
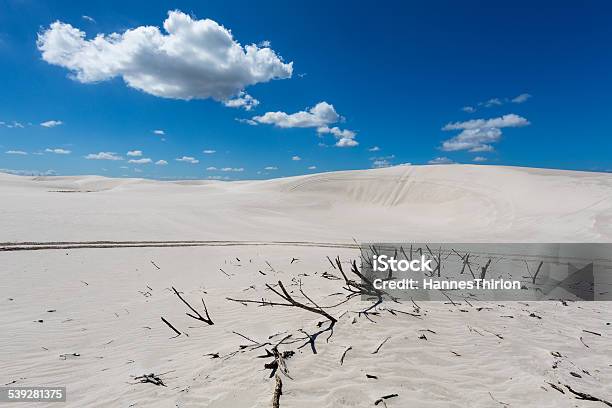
[1,165,611,407]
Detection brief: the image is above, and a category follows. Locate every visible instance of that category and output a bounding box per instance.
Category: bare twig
[160,317,181,338]
[172,286,214,325]
[340,346,352,365]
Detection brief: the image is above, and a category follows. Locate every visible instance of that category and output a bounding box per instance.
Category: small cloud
[208,175,231,180]
[372,159,391,168]
[264,166,278,170]
[473,156,487,162]
[85,151,122,160]
[5,150,27,155]
[512,93,532,104]
[462,106,476,113]
[483,98,502,107]
[0,168,56,176]
[235,118,258,126]
[1,121,25,129]
[221,167,244,172]
[307,165,317,170]
[155,160,168,166]
[440,114,530,152]
[428,157,454,164]
[368,146,381,152]
[126,150,143,157]
[203,149,216,154]
[153,129,165,135]
[176,156,199,164]
[223,92,259,111]
[291,155,301,161]
[335,137,358,147]
[258,40,271,47]
[82,15,96,23]
[206,166,217,171]
[40,120,63,128]
[128,158,152,164]
[45,148,71,154]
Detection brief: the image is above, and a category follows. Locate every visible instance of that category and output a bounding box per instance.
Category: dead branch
[340,346,352,365]
[532,261,544,284]
[564,384,612,406]
[172,286,214,325]
[272,374,282,408]
[160,316,181,338]
[372,336,391,354]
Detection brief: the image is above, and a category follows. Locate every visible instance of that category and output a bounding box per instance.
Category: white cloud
[291,155,301,161]
[45,148,71,154]
[223,92,259,111]
[462,106,476,113]
[473,156,488,162]
[82,15,96,23]
[335,137,358,147]
[85,151,122,160]
[126,150,142,157]
[206,166,217,171]
[440,114,529,152]
[1,121,25,129]
[483,98,502,107]
[128,158,152,164]
[368,146,380,152]
[512,93,532,103]
[253,102,339,128]
[155,159,168,165]
[40,120,63,128]
[221,167,244,172]
[307,165,316,170]
[372,159,391,168]
[264,166,278,170]
[37,11,293,102]
[251,101,359,147]
[176,156,199,164]
[235,118,258,126]
[153,129,165,135]
[6,150,27,155]
[0,168,56,176]
[428,157,454,164]
[203,149,216,154]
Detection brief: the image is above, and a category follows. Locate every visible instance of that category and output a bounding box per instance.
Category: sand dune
[1,165,611,407]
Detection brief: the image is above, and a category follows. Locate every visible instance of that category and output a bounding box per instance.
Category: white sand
[1,165,611,407]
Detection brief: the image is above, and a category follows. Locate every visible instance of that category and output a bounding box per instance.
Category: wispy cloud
[308,165,317,170]
[40,120,63,128]
[368,146,381,152]
[6,150,27,155]
[512,93,532,103]
[1,121,25,128]
[0,168,56,176]
[428,157,454,164]
[473,156,488,162]
[37,11,292,103]
[45,148,71,154]
[126,150,142,157]
[85,151,122,160]
[153,130,165,135]
[440,114,529,152]
[264,166,278,170]
[128,158,152,164]
[81,15,96,23]
[176,156,199,164]
[202,149,216,154]
[155,160,168,166]
[291,155,301,161]
[221,167,244,172]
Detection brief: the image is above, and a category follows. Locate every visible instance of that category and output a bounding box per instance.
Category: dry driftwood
[272,374,283,408]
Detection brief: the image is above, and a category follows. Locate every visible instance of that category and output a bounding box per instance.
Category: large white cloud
[251,102,358,147]
[252,102,339,128]
[37,11,293,102]
[440,114,529,152]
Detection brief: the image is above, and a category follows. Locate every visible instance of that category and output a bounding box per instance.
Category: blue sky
[0,0,611,179]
